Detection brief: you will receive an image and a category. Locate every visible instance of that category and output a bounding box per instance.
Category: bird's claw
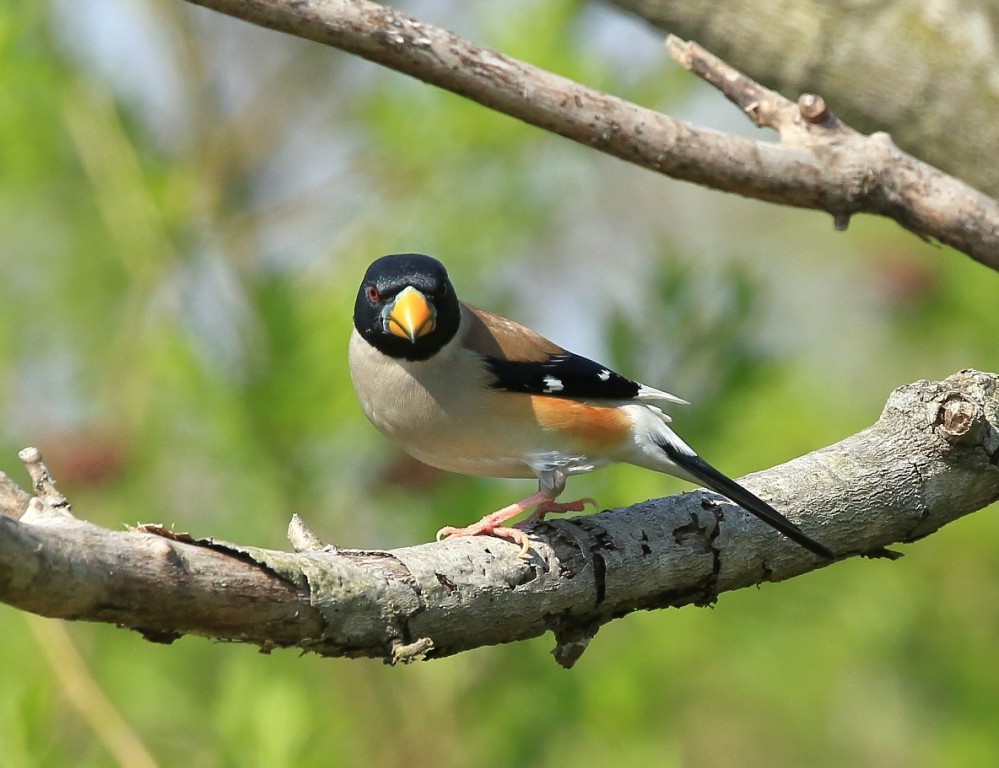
[436,524,531,557]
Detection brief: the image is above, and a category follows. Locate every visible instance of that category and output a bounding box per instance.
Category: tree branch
[179,0,999,270]
[607,0,999,199]
[2,371,997,667]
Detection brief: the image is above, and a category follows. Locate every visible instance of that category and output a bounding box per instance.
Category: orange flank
[529,395,632,452]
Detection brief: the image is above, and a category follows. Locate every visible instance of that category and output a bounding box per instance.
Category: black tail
[657,438,834,559]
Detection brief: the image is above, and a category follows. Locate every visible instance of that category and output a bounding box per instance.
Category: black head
[353,253,461,361]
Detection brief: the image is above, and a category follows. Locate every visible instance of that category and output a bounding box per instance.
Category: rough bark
[179,0,999,271]
[2,371,997,667]
[608,0,999,198]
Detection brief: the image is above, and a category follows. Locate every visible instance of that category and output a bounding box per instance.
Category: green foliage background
[2,2,998,766]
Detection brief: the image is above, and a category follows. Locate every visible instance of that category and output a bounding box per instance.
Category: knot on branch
[934,392,984,443]
[926,371,999,461]
[797,93,828,124]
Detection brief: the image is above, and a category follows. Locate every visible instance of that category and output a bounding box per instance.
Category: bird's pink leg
[522,497,597,525]
[436,492,597,555]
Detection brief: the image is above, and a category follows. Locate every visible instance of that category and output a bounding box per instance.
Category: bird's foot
[435,494,599,557]
[436,522,530,556]
[522,497,597,525]
[436,490,552,556]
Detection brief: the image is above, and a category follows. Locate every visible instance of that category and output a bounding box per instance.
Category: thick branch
[180,0,999,270]
[2,371,997,667]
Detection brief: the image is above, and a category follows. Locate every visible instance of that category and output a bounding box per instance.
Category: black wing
[483,352,642,400]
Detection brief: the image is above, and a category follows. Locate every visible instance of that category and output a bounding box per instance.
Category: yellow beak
[386,286,436,342]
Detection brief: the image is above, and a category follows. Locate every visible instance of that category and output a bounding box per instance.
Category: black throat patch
[353,253,461,361]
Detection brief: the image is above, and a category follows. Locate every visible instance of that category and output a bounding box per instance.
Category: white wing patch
[542,375,564,393]
[598,369,611,381]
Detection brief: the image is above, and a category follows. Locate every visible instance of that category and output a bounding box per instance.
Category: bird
[348,253,833,560]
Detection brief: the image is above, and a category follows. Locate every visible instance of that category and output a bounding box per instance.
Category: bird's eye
[366,285,380,302]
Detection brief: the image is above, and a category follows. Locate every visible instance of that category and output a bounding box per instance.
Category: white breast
[349,326,549,479]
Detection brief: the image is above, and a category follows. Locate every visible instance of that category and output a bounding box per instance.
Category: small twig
[287,513,332,553]
[18,447,69,508]
[666,35,784,126]
[664,35,997,240]
[17,447,75,525]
